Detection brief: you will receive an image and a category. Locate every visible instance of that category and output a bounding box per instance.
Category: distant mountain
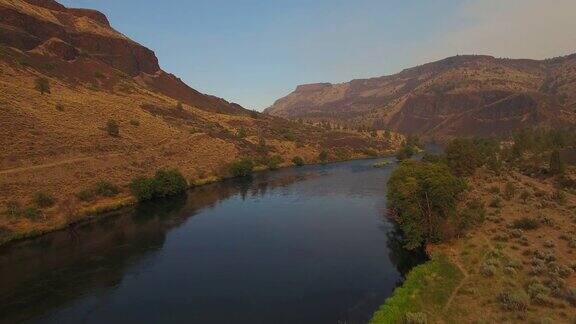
[266,54,576,140]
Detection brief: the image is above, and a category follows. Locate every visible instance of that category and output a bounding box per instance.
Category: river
[0,158,424,324]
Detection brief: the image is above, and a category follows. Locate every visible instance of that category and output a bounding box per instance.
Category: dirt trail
[442,232,496,313]
[442,248,469,312]
[0,156,98,175]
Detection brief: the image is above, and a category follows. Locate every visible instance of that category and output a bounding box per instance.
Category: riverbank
[370,167,576,323]
[0,155,394,248]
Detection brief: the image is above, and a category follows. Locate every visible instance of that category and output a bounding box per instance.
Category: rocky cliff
[266,55,576,140]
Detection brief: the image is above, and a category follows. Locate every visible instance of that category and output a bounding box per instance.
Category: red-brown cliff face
[266,55,576,140]
[0,0,244,114]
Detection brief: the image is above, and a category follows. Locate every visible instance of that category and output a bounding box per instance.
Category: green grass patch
[370,253,463,324]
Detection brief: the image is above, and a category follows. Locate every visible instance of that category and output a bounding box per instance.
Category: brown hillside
[266,55,576,140]
[0,0,397,244]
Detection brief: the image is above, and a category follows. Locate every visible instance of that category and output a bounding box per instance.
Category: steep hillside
[0,0,397,243]
[266,55,576,140]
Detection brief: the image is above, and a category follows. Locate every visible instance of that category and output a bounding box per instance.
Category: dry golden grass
[428,169,576,323]
[0,57,398,244]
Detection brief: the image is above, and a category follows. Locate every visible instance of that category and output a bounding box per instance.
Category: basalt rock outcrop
[266,55,576,139]
[0,0,244,113]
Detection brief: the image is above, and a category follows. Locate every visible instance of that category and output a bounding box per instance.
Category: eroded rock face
[267,55,576,139]
[0,0,245,114]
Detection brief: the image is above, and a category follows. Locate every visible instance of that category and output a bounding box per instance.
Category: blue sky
[60,0,576,110]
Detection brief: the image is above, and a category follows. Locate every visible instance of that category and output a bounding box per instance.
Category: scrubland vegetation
[372,128,576,323]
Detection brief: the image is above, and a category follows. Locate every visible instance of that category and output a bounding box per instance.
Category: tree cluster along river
[0,158,425,324]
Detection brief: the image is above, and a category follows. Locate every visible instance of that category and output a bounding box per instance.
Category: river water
[0,158,424,324]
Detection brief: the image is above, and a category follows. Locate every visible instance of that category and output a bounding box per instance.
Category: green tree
[153,169,188,198]
[130,177,157,201]
[387,161,466,250]
[396,144,416,161]
[229,158,255,177]
[35,77,50,94]
[444,138,480,176]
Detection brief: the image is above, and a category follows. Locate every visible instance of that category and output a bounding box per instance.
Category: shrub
[266,155,283,170]
[527,282,551,299]
[33,192,55,208]
[459,198,486,230]
[236,127,247,138]
[421,153,441,163]
[520,190,531,203]
[489,186,501,194]
[480,264,497,277]
[229,158,254,178]
[404,312,427,324]
[512,217,539,230]
[152,169,188,198]
[94,181,120,197]
[387,161,466,250]
[444,138,480,176]
[566,288,576,306]
[549,149,565,175]
[5,201,22,218]
[498,290,529,311]
[76,188,96,202]
[23,207,42,221]
[489,196,503,208]
[318,150,329,163]
[504,182,516,200]
[551,190,567,205]
[35,77,50,94]
[56,104,65,111]
[130,119,140,126]
[106,119,120,137]
[130,176,157,201]
[292,156,305,167]
[176,101,183,111]
[396,144,416,161]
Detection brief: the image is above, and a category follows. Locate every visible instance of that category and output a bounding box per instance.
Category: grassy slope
[370,168,576,323]
[370,253,463,323]
[0,47,401,245]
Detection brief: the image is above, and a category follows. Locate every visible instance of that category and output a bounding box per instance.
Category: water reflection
[0,159,422,324]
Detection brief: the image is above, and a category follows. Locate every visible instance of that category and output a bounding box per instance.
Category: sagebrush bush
[512,217,539,230]
[94,181,120,197]
[266,155,283,170]
[459,198,486,230]
[489,196,503,208]
[498,290,529,311]
[35,77,50,94]
[404,312,427,324]
[480,264,497,277]
[106,119,120,137]
[504,182,516,200]
[527,282,551,299]
[23,207,42,221]
[76,189,96,202]
[33,192,55,208]
[5,201,22,218]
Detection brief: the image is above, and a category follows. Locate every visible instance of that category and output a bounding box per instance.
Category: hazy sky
[60,0,576,110]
